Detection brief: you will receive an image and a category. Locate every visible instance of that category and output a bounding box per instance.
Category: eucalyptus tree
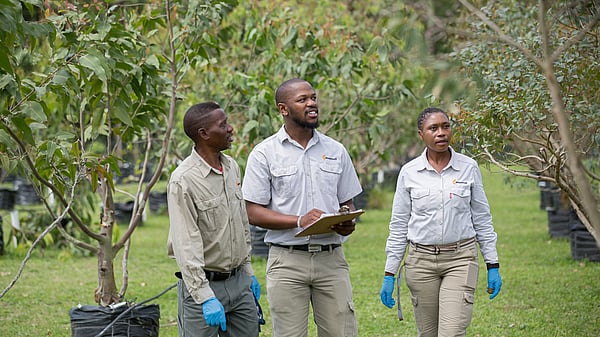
[422,0,599,242]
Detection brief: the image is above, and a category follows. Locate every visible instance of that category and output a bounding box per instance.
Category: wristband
[297,215,302,228]
[486,263,500,270]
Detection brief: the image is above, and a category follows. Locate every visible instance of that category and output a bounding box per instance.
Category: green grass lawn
[0,168,599,336]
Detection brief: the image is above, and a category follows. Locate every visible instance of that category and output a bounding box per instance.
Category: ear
[417,129,424,140]
[277,102,289,116]
[198,127,209,141]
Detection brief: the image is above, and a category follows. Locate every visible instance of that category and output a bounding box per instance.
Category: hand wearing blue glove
[202,297,226,331]
[487,268,502,300]
[380,275,396,308]
[251,275,261,301]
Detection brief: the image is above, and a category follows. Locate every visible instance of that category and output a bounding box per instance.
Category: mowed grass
[0,168,599,336]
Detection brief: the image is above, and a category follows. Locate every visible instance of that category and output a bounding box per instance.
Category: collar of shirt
[418,146,460,173]
[276,126,321,149]
[190,148,230,177]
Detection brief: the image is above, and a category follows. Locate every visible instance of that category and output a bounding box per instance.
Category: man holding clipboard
[242,78,363,337]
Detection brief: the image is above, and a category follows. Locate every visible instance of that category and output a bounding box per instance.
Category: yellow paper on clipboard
[295,209,365,237]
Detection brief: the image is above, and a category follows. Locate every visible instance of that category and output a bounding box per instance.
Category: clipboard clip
[338,205,350,214]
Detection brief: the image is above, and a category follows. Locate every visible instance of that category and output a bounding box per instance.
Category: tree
[434,0,600,242]
[0,0,239,305]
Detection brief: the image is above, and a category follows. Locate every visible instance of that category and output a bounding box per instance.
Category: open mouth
[306,110,318,118]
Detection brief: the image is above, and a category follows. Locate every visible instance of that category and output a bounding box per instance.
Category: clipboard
[295,209,364,237]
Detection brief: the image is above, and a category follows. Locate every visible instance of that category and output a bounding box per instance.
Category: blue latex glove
[251,275,261,301]
[202,297,226,331]
[380,275,396,308]
[487,268,502,300]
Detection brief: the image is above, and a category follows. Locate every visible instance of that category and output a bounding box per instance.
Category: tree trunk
[543,61,600,246]
[95,238,120,306]
[95,179,121,306]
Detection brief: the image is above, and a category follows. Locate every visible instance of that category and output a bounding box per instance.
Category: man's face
[203,108,234,151]
[282,81,319,129]
[418,112,452,154]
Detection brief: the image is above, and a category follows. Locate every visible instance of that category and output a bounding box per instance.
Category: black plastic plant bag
[70,303,160,337]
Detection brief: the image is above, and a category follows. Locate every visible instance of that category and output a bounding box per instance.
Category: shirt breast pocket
[450,186,471,211]
[196,196,223,232]
[319,162,342,195]
[270,166,298,196]
[411,188,431,212]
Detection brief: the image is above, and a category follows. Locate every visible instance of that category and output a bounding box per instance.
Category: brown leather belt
[409,237,477,255]
[270,243,340,253]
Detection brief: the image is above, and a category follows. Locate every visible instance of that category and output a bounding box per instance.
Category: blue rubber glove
[380,275,396,308]
[202,297,226,331]
[251,275,261,301]
[487,268,502,300]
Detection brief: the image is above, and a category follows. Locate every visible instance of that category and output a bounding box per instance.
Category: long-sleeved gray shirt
[384,147,499,275]
[167,149,253,304]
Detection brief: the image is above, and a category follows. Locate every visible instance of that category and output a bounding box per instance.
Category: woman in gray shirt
[380,107,502,337]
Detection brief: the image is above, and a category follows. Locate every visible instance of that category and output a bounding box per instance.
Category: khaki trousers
[404,240,479,337]
[266,245,357,337]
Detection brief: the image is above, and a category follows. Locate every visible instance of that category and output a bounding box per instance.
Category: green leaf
[242,120,259,135]
[51,70,70,86]
[20,101,46,123]
[112,108,133,127]
[0,45,13,73]
[145,54,160,68]
[79,54,108,87]
[0,73,14,90]
[10,116,34,145]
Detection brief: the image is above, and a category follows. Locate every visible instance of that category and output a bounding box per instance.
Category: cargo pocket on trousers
[345,301,357,337]
[462,292,475,327]
[411,295,418,307]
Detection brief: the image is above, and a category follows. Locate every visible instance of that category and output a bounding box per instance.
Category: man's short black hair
[275,78,308,104]
[183,101,221,142]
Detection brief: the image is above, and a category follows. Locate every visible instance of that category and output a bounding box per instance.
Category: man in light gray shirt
[167,101,261,337]
[243,78,362,337]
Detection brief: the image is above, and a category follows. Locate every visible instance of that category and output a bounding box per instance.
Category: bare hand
[331,219,356,236]
[298,208,326,228]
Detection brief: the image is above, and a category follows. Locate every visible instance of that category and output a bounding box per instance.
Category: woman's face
[418,112,451,154]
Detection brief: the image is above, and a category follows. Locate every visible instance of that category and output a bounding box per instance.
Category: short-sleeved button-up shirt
[242,126,363,246]
[167,149,253,304]
[384,147,499,275]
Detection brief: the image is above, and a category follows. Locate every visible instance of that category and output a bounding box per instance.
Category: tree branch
[458,0,544,68]
[551,3,600,61]
[0,177,78,299]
